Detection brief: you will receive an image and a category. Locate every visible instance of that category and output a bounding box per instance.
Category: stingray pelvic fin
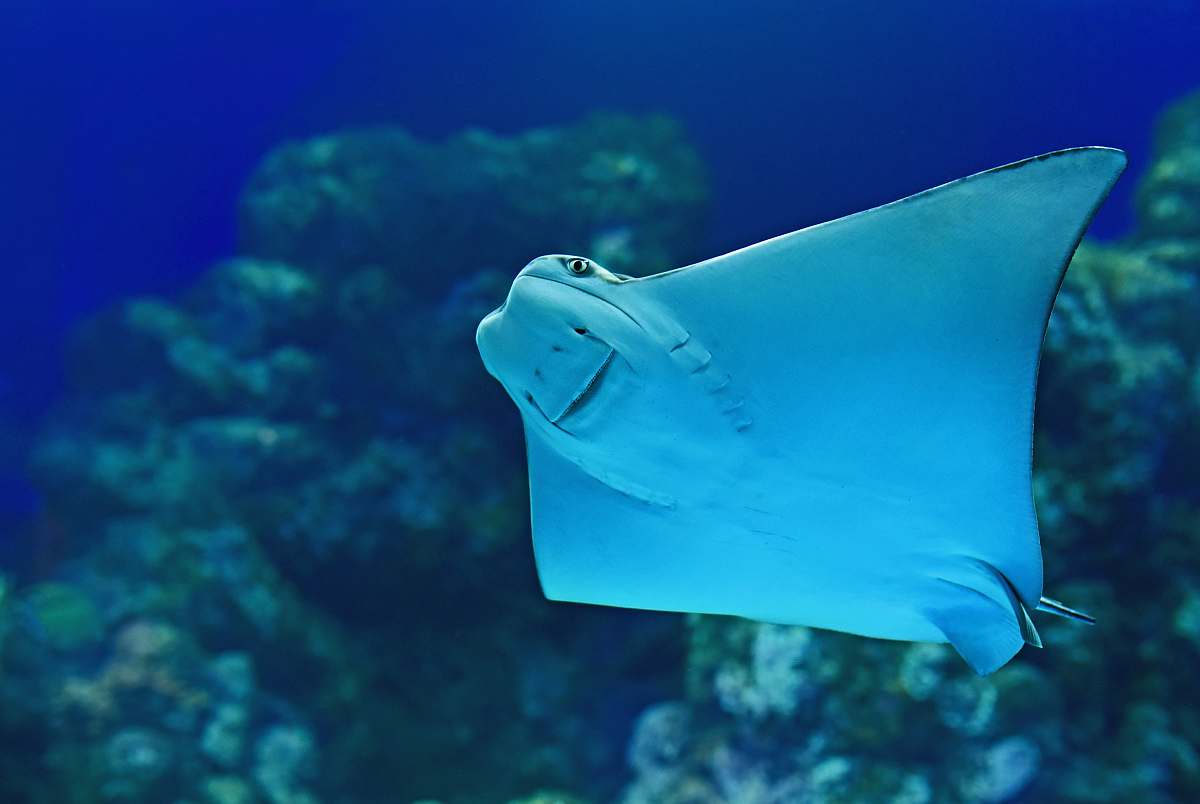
[930,562,1041,675]
[1037,596,1096,625]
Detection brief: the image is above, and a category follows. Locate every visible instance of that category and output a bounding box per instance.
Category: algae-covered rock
[1138,89,1200,240]
[239,114,707,291]
[0,614,324,804]
[253,724,319,804]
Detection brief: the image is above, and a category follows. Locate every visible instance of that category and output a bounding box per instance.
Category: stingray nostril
[534,368,543,380]
[524,391,534,403]
[574,327,588,336]
[551,345,563,353]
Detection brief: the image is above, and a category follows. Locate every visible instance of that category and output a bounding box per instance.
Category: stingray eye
[567,257,590,275]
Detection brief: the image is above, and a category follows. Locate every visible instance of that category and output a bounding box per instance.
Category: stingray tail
[1036,596,1096,625]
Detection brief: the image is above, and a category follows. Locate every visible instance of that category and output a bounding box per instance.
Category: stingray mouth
[498,273,638,431]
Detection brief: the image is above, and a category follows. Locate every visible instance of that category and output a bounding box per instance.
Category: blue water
[4,2,1197,445]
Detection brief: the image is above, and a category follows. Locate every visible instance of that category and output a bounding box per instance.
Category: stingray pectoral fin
[524,426,687,610]
[1037,596,1096,624]
[632,147,1127,610]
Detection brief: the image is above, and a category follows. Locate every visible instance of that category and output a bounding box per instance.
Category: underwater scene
[3,3,1200,803]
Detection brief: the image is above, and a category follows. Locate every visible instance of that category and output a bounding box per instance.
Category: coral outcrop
[5,114,702,804]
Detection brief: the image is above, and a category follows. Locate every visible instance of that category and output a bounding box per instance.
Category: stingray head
[477,255,637,429]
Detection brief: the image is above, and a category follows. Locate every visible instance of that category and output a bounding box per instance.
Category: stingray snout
[477,275,623,428]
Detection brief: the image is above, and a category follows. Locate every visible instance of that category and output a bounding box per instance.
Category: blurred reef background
[1,83,1200,802]
[4,3,1200,803]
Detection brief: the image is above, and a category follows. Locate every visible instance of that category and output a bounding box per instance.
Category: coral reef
[238,115,708,291]
[1136,90,1200,240]
[4,84,1200,803]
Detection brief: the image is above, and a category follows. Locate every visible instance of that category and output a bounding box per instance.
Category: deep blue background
[2,1,1199,518]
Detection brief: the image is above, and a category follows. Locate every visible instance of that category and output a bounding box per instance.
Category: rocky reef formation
[3,86,1199,803]
[238,116,707,292]
[4,114,702,804]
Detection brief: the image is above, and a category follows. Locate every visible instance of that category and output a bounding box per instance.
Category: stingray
[476,147,1125,675]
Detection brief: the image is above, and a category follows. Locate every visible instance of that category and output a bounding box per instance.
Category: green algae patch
[508,792,593,804]
[201,774,257,804]
[0,575,9,669]
[20,583,104,652]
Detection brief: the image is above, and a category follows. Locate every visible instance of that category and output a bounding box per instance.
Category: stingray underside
[524,148,1125,674]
